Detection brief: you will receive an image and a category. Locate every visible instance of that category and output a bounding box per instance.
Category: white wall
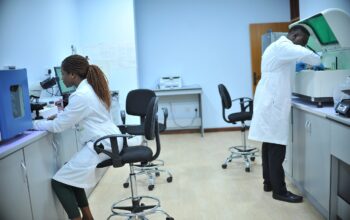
[76,0,138,109]
[0,0,79,88]
[300,0,350,18]
[134,0,291,128]
[0,0,138,113]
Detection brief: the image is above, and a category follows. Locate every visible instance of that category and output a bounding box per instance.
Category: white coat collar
[76,79,89,91]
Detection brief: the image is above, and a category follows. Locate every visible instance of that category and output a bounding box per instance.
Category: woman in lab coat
[248,25,321,203]
[34,55,124,220]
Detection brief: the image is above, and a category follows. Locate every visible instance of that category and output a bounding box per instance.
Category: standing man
[248,25,321,203]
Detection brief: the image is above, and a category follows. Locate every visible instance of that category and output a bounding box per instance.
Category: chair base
[221,145,259,172]
[123,160,173,191]
[107,196,174,220]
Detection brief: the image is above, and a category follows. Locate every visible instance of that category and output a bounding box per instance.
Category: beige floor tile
[88,131,323,220]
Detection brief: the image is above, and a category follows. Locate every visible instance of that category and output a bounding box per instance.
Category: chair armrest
[120,110,126,124]
[93,134,133,167]
[232,97,253,113]
[161,107,168,128]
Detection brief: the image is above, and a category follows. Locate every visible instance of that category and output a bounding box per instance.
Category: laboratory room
[1,0,350,220]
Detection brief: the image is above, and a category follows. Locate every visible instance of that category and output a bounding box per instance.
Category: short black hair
[289,25,310,37]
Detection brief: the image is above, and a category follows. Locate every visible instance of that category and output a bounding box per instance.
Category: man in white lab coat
[248,25,321,203]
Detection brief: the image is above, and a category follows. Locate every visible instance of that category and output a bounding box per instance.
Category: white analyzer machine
[290,8,350,107]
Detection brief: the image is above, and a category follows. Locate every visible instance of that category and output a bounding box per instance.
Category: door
[304,112,330,213]
[24,134,66,220]
[292,108,307,186]
[0,150,33,220]
[249,22,290,94]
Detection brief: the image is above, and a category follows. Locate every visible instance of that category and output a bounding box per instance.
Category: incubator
[290,8,350,107]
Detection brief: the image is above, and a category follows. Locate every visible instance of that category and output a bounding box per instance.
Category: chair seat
[228,112,252,123]
[121,146,153,164]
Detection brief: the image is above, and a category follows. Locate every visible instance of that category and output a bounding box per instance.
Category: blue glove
[295,62,306,72]
[312,63,325,71]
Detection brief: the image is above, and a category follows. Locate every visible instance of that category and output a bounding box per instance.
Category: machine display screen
[54,67,76,95]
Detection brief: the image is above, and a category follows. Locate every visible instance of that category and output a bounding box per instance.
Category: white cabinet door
[24,134,66,220]
[303,112,330,213]
[283,112,293,176]
[292,108,307,186]
[0,150,33,220]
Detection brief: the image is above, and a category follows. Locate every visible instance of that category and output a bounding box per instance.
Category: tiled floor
[88,131,323,220]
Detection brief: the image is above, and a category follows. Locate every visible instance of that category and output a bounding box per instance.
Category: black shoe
[272,191,303,203]
[263,184,272,192]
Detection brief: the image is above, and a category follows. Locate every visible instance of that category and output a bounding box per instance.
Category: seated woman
[34,54,138,220]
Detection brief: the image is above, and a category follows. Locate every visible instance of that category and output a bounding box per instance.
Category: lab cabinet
[24,133,66,220]
[292,107,331,216]
[0,150,33,220]
[330,121,350,165]
[283,113,293,176]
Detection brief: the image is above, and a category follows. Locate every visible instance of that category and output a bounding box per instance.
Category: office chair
[218,84,258,172]
[94,97,174,220]
[120,89,173,191]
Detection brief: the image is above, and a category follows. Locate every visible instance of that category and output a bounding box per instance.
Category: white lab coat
[34,79,126,188]
[248,36,321,145]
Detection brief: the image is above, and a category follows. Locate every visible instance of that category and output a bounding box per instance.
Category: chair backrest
[144,97,161,160]
[218,84,232,109]
[144,97,158,140]
[126,89,156,117]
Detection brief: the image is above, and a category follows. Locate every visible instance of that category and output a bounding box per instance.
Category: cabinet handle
[20,161,27,183]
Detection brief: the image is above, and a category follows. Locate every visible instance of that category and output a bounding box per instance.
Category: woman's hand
[47,114,57,120]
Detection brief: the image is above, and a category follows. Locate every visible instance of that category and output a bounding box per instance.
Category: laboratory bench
[285,98,350,220]
[154,85,204,136]
[0,128,106,220]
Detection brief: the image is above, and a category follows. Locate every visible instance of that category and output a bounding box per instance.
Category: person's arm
[279,42,321,66]
[33,94,89,133]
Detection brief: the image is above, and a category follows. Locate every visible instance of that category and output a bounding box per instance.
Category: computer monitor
[54,67,76,95]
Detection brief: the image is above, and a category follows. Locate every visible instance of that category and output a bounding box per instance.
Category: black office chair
[218,84,259,172]
[120,89,173,191]
[94,97,174,220]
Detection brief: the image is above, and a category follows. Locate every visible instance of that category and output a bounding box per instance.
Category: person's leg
[51,179,82,220]
[262,142,272,191]
[267,143,287,195]
[71,186,94,220]
[267,143,302,203]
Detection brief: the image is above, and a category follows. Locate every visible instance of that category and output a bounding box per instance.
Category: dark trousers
[51,179,89,219]
[262,142,287,195]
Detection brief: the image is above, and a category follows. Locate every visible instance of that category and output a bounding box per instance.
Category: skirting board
[161,126,250,135]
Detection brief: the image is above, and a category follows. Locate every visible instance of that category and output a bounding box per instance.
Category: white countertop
[0,130,48,159]
[292,98,350,126]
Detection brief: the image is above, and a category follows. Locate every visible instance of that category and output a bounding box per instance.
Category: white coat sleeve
[279,43,321,66]
[33,94,90,133]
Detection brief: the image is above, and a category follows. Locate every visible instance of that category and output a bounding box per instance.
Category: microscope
[30,95,47,120]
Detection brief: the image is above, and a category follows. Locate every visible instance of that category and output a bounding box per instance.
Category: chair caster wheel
[167,176,173,183]
[250,157,255,161]
[245,167,250,172]
[222,164,227,169]
[166,217,174,220]
[156,172,160,177]
[148,185,154,191]
[123,182,129,188]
